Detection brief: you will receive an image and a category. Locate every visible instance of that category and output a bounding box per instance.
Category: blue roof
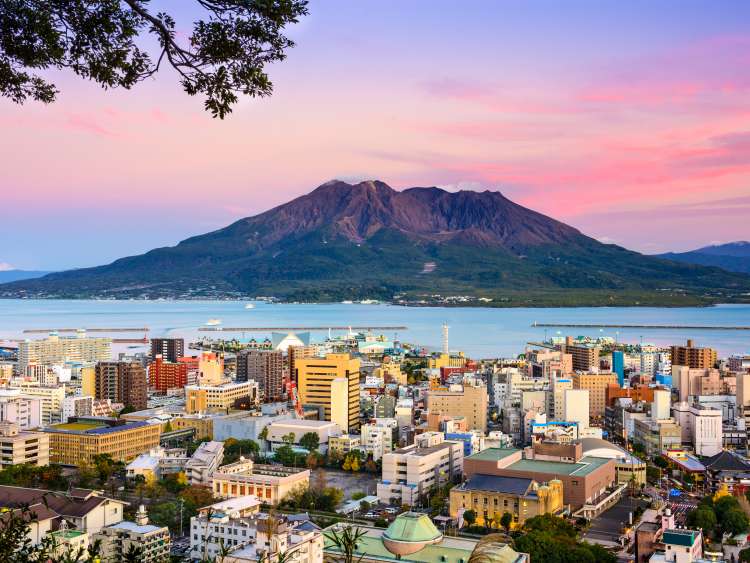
[459,474,535,496]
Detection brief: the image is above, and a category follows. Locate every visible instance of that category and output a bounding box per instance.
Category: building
[17,332,111,371]
[612,350,625,387]
[563,388,590,429]
[0,421,49,467]
[361,421,394,461]
[45,417,161,465]
[572,372,619,420]
[265,419,342,453]
[579,437,646,486]
[185,440,225,485]
[148,355,188,394]
[0,485,127,535]
[549,377,573,421]
[328,434,361,456]
[375,394,396,418]
[425,380,488,433]
[212,459,310,504]
[296,353,361,432]
[62,395,94,423]
[94,505,171,563]
[236,349,284,402]
[323,515,528,563]
[190,496,324,563]
[377,435,463,505]
[374,360,406,385]
[150,338,184,363]
[463,442,618,512]
[0,389,42,428]
[449,475,564,528]
[95,361,148,411]
[10,383,65,426]
[633,417,681,456]
[562,337,600,372]
[198,351,225,385]
[671,403,723,457]
[185,380,259,414]
[671,339,717,369]
[288,345,316,385]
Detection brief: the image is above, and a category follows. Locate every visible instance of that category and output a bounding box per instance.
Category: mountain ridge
[3,180,750,306]
[658,241,750,275]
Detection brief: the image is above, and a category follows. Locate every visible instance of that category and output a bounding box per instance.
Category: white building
[62,395,94,423]
[185,440,225,485]
[265,420,342,453]
[17,332,111,371]
[377,434,463,505]
[0,389,42,428]
[563,389,590,429]
[361,420,395,461]
[190,496,324,563]
[9,383,65,426]
[549,377,573,421]
[672,402,723,457]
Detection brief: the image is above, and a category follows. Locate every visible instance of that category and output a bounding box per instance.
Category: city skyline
[2,1,750,270]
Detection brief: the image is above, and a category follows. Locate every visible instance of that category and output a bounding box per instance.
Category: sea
[0,299,748,359]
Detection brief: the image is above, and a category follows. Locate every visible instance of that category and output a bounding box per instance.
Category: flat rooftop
[506,455,611,477]
[466,448,520,462]
[50,421,106,432]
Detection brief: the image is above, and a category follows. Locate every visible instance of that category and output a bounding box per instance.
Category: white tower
[442,323,449,355]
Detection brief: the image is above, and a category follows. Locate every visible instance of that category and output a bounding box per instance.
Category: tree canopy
[0,0,309,118]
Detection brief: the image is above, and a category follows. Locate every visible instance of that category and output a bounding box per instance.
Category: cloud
[0,262,15,271]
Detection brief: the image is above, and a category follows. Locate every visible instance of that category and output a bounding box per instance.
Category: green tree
[500,512,513,532]
[282,432,296,445]
[687,507,717,533]
[722,509,750,536]
[300,432,320,452]
[463,509,477,527]
[324,525,367,563]
[0,0,309,118]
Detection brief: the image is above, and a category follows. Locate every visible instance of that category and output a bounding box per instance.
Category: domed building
[579,437,646,486]
[323,512,529,563]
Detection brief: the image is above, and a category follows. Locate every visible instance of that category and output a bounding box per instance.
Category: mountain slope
[3,180,750,305]
[0,270,52,283]
[658,242,750,274]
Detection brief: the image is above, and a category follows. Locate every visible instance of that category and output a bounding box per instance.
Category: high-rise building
[562,337,600,372]
[671,339,717,369]
[288,345,316,384]
[612,351,625,387]
[425,380,489,433]
[572,372,619,420]
[148,355,188,394]
[198,352,224,386]
[95,362,148,411]
[296,353,361,432]
[236,350,284,401]
[18,332,111,371]
[149,338,184,363]
[548,377,573,421]
[563,389,589,429]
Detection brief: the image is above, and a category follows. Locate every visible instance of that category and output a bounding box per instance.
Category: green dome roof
[382,513,443,556]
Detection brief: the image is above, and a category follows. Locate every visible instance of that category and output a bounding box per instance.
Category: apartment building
[328,434,361,456]
[148,355,188,394]
[17,332,111,371]
[95,361,148,411]
[45,417,161,465]
[94,506,171,563]
[236,349,284,401]
[296,354,361,432]
[562,337,600,372]
[361,421,395,461]
[0,421,49,467]
[185,440,225,485]
[10,383,65,426]
[0,389,42,428]
[149,338,184,363]
[425,380,488,433]
[212,459,310,504]
[671,339,717,369]
[377,435,463,505]
[185,380,259,414]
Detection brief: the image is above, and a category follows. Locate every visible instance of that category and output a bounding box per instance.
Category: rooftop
[466,448,520,462]
[108,520,166,534]
[663,528,700,547]
[458,475,535,496]
[507,455,611,477]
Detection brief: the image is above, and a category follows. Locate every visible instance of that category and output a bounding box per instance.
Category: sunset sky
[2,0,749,270]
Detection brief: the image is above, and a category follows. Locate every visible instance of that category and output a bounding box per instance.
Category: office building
[0,421,49,467]
[185,380,259,414]
[149,338,184,363]
[265,419,342,453]
[95,361,148,411]
[425,380,488,433]
[376,434,463,505]
[296,353,361,432]
[671,339,717,369]
[671,403,723,457]
[45,417,161,465]
[212,459,310,504]
[288,345,316,384]
[612,351,625,387]
[236,349,284,401]
[148,355,188,394]
[17,332,111,371]
[572,373,619,420]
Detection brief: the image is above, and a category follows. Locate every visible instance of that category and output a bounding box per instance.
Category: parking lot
[311,468,380,501]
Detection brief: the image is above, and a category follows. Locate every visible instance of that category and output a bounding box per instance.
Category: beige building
[671,339,717,369]
[374,361,406,385]
[633,417,681,456]
[46,417,161,465]
[450,475,564,529]
[17,332,111,371]
[81,365,96,397]
[173,413,215,440]
[198,351,225,385]
[212,459,310,505]
[562,338,600,372]
[572,373,619,420]
[0,421,49,467]
[0,389,42,428]
[185,380,259,414]
[425,380,488,433]
[377,434,463,505]
[296,353,361,432]
[428,353,466,369]
[328,434,361,456]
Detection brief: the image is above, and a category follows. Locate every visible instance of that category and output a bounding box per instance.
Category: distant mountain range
[658,242,750,275]
[0,270,52,283]
[2,180,750,306]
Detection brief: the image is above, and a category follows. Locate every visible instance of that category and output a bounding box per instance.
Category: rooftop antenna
[442,322,449,355]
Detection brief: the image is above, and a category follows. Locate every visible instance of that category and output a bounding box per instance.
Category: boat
[205,319,222,326]
[341,300,354,304]
[244,304,255,309]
